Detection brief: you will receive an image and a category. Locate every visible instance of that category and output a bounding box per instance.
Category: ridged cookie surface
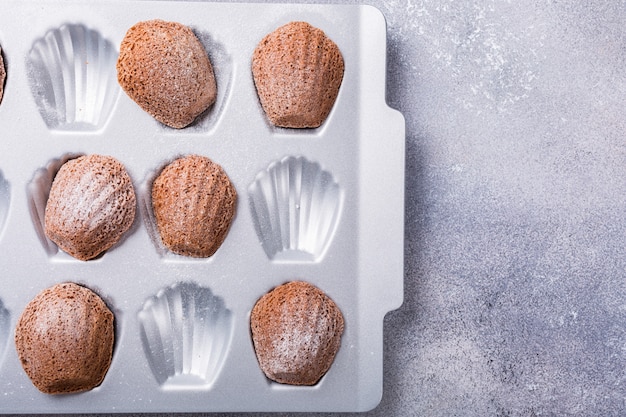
[152,154,237,257]
[44,155,136,261]
[15,282,115,394]
[117,19,217,128]
[0,46,5,104]
[252,21,344,128]
[250,281,344,385]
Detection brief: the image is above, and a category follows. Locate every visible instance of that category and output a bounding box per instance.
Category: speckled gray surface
[30,0,626,415]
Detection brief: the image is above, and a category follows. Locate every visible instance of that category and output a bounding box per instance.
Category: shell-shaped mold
[27,23,119,131]
[0,171,9,239]
[0,298,9,363]
[248,156,343,262]
[138,282,233,389]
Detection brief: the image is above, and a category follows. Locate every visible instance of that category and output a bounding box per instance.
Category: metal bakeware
[0,1,404,412]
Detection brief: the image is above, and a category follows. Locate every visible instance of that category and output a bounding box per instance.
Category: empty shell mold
[0,1,404,414]
[249,156,342,262]
[27,24,119,131]
[139,282,233,389]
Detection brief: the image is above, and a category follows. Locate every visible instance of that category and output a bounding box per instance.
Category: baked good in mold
[252,21,344,128]
[117,19,217,128]
[151,154,237,257]
[15,282,115,394]
[44,154,136,261]
[0,46,5,104]
[250,281,344,385]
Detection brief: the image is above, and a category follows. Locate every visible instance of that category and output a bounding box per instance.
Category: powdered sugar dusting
[42,155,136,260]
[266,299,324,374]
[251,281,344,385]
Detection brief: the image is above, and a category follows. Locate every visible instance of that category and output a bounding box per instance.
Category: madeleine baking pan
[0,1,404,412]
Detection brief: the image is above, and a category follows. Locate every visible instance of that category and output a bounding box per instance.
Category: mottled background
[45,0,626,415]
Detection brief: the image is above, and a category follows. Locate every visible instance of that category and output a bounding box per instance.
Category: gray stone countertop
[40,0,626,415]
